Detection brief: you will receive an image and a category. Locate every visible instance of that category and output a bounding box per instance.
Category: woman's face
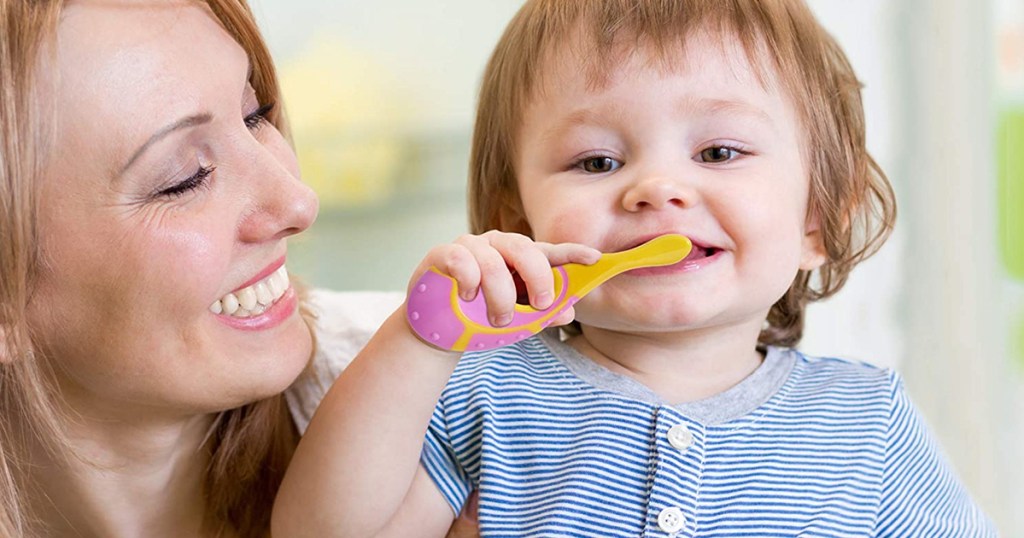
[27,0,319,417]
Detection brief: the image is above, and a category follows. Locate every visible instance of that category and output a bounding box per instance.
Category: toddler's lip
[681,243,722,262]
[621,233,717,253]
[625,243,723,275]
[614,233,723,276]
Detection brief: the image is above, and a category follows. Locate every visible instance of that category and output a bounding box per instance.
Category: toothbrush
[406,234,692,352]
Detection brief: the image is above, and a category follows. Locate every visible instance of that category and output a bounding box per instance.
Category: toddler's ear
[800,215,828,271]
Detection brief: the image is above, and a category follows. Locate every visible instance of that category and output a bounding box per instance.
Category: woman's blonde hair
[0,1,304,535]
[469,0,897,347]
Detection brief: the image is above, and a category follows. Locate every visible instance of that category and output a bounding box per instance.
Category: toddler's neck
[567,326,765,404]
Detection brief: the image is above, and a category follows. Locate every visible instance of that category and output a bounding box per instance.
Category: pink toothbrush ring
[406,234,692,352]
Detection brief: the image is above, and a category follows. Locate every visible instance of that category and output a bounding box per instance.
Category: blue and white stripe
[421,335,996,537]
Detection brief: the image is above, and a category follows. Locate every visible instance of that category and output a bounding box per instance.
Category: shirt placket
[643,406,706,538]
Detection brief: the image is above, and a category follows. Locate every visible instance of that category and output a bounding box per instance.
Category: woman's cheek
[141,224,229,310]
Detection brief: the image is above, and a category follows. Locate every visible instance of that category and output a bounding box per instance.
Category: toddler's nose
[621,176,695,212]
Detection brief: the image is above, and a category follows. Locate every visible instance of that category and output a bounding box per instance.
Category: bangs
[510,0,806,106]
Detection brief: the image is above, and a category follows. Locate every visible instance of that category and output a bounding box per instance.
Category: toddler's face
[512,31,826,336]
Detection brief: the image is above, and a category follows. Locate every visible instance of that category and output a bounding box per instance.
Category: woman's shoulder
[306,289,403,366]
[306,288,403,341]
[287,288,404,433]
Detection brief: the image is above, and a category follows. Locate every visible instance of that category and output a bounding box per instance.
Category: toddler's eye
[698,146,739,163]
[696,145,753,162]
[579,156,622,173]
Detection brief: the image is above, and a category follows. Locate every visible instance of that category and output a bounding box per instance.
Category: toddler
[274,1,996,536]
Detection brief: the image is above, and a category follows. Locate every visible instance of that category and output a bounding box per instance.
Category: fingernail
[492,313,513,327]
[534,291,552,309]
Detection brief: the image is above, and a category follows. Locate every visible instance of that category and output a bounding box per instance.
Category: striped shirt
[421,330,996,537]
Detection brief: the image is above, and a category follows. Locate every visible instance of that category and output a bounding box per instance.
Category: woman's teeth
[209,265,290,318]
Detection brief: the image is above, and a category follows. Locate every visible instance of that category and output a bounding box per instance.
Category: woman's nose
[621,175,696,212]
[238,158,319,243]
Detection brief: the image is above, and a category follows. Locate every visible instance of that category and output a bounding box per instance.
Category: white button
[657,506,686,534]
[667,424,694,450]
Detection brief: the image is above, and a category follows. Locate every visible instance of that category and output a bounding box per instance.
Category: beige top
[285,289,404,434]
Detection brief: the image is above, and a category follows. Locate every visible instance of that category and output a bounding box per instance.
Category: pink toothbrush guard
[406,234,692,352]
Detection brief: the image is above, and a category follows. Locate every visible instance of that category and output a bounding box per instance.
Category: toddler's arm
[876,373,998,537]
[272,232,600,538]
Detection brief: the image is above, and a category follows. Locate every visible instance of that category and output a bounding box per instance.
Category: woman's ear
[800,214,828,271]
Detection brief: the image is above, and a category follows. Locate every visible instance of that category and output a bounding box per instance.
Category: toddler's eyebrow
[677,96,775,128]
[542,96,776,144]
[541,108,612,143]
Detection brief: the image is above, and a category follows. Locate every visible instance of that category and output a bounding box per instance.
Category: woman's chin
[213,319,314,408]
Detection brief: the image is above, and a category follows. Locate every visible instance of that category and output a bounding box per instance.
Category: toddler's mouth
[684,244,721,261]
[619,235,722,276]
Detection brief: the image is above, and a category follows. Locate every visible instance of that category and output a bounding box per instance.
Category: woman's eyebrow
[119,112,212,176]
[118,59,251,178]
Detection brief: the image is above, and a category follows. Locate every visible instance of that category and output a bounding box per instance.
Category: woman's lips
[214,286,298,331]
[210,265,290,318]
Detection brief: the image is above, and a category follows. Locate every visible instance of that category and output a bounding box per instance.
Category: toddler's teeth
[222,293,240,315]
[210,300,223,315]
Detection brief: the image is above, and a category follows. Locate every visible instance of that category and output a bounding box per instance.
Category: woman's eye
[157,165,215,198]
[579,156,622,173]
[697,146,739,163]
[244,102,275,132]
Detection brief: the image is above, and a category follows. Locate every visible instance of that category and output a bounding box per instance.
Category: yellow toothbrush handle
[562,234,693,298]
[406,234,691,351]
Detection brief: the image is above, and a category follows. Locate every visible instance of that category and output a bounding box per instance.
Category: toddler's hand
[409,231,600,331]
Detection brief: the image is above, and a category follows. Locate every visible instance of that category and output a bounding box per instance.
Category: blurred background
[251,0,1023,534]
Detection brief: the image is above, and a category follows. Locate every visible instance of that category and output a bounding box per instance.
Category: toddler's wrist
[397,303,464,356]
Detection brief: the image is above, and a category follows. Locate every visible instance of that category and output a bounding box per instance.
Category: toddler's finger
[538,242,602,267]
[487,233,556,311]
[414,243,482,301]
[460,235,518,327]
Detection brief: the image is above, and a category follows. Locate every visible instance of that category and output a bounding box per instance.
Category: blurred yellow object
[278,36,417,208]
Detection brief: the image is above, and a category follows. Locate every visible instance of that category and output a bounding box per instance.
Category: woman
[0,0,475,535]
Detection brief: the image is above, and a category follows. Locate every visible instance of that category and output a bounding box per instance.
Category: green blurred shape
[998,107,1024,281]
